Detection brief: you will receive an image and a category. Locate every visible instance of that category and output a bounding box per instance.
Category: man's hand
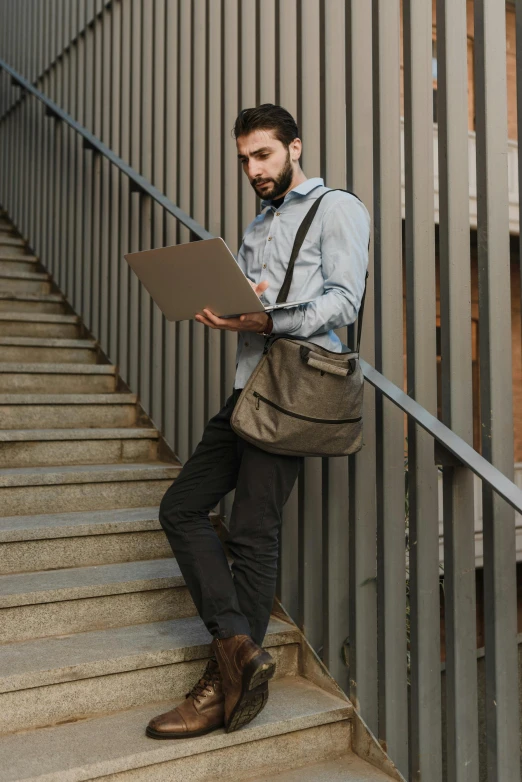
[195,280,272,333]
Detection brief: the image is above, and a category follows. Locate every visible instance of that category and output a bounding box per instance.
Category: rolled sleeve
[270,196,370,338]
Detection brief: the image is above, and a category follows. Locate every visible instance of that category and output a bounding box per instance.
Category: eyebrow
[237,147,272,160]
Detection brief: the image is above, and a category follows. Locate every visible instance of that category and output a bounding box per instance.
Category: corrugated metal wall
[0,1,519,780]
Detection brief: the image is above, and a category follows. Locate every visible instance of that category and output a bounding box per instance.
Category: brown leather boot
[211,635,276,733]
[145,659,224,739]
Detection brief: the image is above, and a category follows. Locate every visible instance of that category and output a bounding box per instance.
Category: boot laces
[187,661,221,702]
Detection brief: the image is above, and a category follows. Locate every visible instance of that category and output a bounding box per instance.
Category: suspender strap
[275,188,369,354]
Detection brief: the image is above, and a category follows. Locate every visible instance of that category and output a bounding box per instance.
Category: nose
[247,159,263,181]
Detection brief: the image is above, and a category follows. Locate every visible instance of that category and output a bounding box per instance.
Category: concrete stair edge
[0,556,186,608]
[0,428,158,443]
[0,269,48,281]
[0,293,63,302]
[0,336,96,348]
[0,461,180,488]
[0,393,137,404]
[0,313,78,323]
[0,507,220,542]
[0,363,116,374]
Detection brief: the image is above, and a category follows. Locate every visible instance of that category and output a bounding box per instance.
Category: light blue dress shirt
[234,177,371,389]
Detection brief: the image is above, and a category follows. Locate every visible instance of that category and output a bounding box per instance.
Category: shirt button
[263,263,267,268]
[244,342,249,347]
[275,212,281,216]
[267,236,272,241]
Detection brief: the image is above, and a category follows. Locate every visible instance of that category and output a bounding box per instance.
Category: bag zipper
[253,391,361,424]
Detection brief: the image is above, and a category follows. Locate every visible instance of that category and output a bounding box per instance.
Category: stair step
[0,426,159,473]
[0,312,78,323]
[0,676,353,782]
[0,236,25,247]
[0,557,195,642]
[0,461,180,516]
[0,616,296,693]
[0,251,36,260]
[0,257,39,274]
[0,461,178,489]
[1,499,172,575]
[0,311,80,337]
[0,616,299,734]
[0,361,117,393]
[0,292,66,314]
[242,753,396,781]
[0,506,163,542]
[0,507,219,542]
[0,556,184,608]
[2,504,217,574]
[0,506,171,571]
[0,269,47,280]
[0,336,98,363]
[0,270,51,295]
[0,258,28,273]
[0,393,139,428]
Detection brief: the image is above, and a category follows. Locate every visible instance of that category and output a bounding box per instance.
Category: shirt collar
[261,177,324,209]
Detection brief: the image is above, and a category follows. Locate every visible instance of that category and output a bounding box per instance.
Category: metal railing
[1,2,521,780]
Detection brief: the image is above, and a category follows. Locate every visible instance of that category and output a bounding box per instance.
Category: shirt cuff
[269,307,297,335]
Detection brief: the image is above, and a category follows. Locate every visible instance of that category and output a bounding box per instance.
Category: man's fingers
[255,280,269,295]
[202,309,242,328]
[247,279,269,295]
[195,311,242,330]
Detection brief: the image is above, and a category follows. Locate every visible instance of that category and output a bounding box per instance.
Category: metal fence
[0,1,521,780]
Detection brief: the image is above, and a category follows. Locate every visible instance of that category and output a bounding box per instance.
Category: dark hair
[232,104,299,147]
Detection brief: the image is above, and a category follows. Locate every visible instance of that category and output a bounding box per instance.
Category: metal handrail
[0,0,113,126]
[0,58,213,242]
[2,56,522,517]
[361,360,522,514]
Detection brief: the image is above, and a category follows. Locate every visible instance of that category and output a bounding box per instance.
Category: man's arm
[269,196,370,338]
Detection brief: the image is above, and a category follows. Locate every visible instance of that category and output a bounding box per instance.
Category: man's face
[237,129,296,200]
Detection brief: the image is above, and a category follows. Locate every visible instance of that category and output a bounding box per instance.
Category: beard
[251,151,294,200]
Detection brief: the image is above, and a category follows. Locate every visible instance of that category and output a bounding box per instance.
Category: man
[146,104,370,740]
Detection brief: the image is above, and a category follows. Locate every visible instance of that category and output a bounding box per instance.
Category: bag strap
[274,188,369,354]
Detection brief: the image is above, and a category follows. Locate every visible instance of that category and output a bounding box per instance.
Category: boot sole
[145,721,224,740]
[225,651,276,733]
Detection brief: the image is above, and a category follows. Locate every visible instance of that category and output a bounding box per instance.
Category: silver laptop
[124,237,312,322]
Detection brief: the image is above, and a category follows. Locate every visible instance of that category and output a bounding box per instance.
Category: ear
[290,137,302,162]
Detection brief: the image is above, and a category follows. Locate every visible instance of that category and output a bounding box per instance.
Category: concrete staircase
[0,212,401,781]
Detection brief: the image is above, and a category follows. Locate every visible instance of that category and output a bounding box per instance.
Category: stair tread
[0,676,352,782]
[0,615,298,693]
[0,557,184,607]
[0,238,25,246]
[0,506,220,543]
[242,753,396,782]
[0,269,47,280]
[0,254,38,262]
[0,292,63,302]
[0,393,137,404]
[0,506,162,541]
[0,362,115,374]
[0,336,95,348]
[0,427,158,442]
[0,312,77,323]
[0,461,180,488]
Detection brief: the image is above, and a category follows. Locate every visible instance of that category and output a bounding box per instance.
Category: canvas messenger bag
[230,189,368,458]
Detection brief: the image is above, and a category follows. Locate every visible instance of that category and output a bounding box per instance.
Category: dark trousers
[159,389,302,646]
